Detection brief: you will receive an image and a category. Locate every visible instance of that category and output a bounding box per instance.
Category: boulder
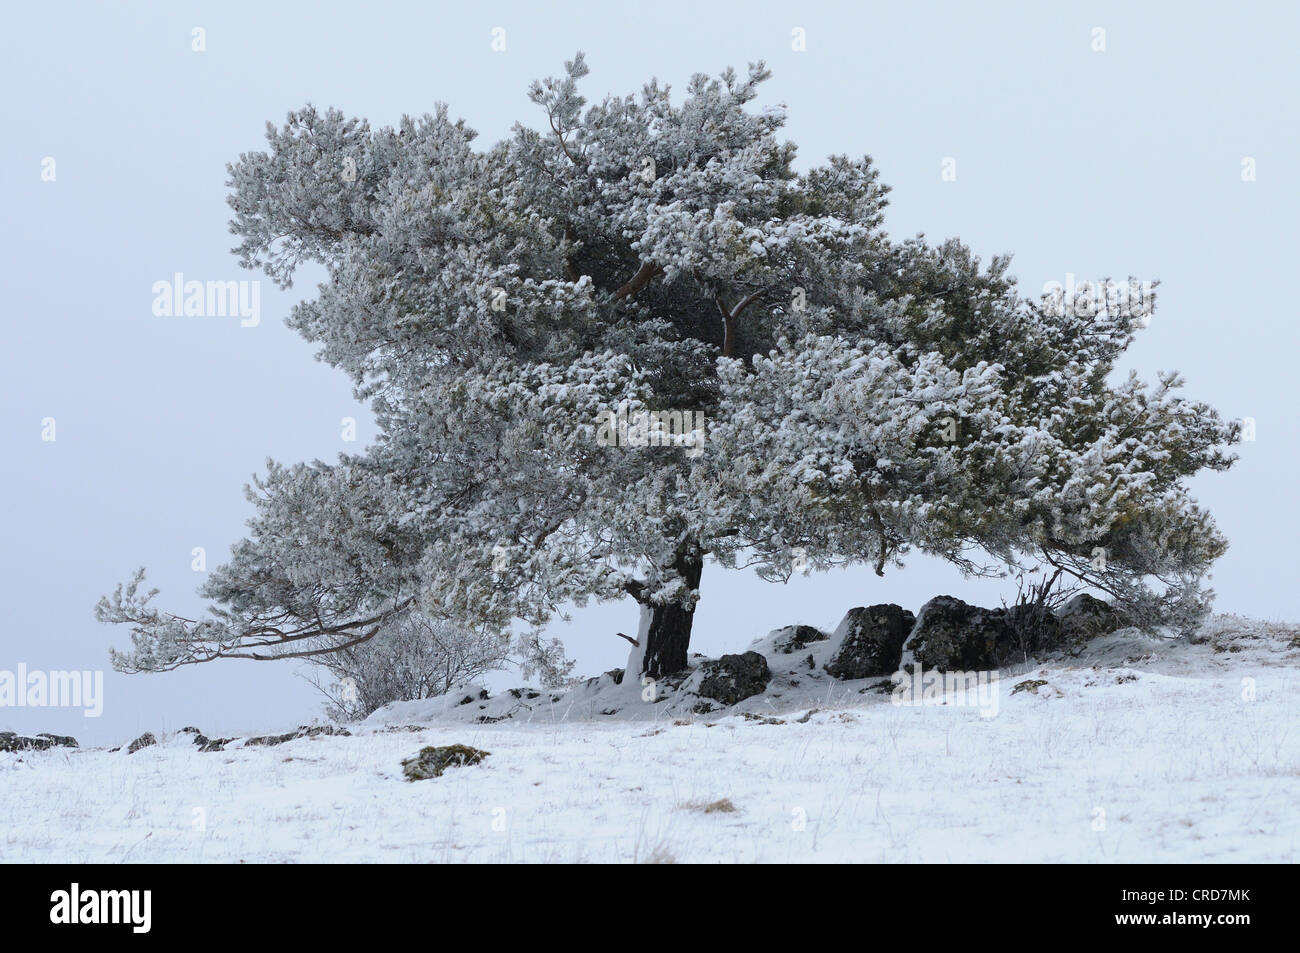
[887,592,1128,674]
[696,651,771,705]
[771,625,828,655]
[824,605,915,679]
[1056,593,1122,642]
[401,744,490,781]
[903,596,1017,672]
[1001,603,1065,658]
[126,732,157,754]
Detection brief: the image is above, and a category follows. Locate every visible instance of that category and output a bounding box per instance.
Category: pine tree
[99,54,1239,679]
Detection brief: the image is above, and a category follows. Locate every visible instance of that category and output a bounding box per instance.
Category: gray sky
[3,0,1295,745]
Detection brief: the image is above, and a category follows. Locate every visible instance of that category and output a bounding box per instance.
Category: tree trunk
[641,546,703,679]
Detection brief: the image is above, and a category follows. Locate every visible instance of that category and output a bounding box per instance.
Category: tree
[98,54,1239,681]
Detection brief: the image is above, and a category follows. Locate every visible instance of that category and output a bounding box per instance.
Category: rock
[1000,603,1066,661]
[37,732,79,748]
[401,744,489,781]
[0,731,78,753]
[696,651,771,705]
[903,596,1017,672]
[771,624,828,655]
[861,679,895,694]
[244,725,351,747]
[824,605,916,679]
[1056,593,1122,642]
[127,732,157,754]
[178,728,234,752]
[583,669,625,690]
[1012,679,1049,696]
[179,727,208,746]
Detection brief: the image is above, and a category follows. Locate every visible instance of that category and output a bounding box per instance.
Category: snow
[3,616,1298,862]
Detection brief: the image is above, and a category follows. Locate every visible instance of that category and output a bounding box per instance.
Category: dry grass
[681,797,737,814]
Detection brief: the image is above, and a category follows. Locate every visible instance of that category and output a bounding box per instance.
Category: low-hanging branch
[98,574,415,672]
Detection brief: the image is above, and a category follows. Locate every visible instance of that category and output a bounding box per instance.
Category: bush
[308,614,511,721]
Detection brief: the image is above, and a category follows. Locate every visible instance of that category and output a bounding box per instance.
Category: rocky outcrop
[824,605,915,679]
[244,725,351,747]
[696,651,771,705]
[177,726,235,752]
[902,594,1115,672]
[0,731,78,753]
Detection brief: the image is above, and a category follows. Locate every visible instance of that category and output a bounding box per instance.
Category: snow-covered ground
[3,615,1298,863]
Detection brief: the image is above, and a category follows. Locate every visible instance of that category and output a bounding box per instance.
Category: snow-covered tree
[99,54,1239,680]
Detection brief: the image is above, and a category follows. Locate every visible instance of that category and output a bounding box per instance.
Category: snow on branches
[102,53,1238,677]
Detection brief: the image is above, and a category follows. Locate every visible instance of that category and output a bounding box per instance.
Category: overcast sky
[3,0,1296,744]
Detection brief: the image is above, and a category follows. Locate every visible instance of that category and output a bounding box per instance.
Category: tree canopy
[100,54,1239,679]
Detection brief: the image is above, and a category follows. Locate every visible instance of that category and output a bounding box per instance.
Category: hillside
[2,614,1297,863]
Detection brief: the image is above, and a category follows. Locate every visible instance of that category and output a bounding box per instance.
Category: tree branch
[715,285,771,357]
[612,261,662,301]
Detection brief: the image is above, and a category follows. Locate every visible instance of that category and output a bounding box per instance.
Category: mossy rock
[402,744,490,781]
